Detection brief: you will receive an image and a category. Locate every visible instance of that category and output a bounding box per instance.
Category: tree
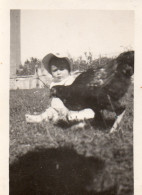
[16,57,42,76]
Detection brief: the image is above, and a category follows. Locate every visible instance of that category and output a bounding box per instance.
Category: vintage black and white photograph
[9,10,134,195]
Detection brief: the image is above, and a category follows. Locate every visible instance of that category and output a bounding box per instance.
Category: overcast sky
[21,10,134,63]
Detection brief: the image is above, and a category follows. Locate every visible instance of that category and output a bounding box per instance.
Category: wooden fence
[10,75,52,90]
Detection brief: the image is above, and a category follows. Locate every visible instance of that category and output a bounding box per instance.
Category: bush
[68,52,115,71]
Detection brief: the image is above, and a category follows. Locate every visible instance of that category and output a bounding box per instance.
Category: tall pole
[10,10,21,78]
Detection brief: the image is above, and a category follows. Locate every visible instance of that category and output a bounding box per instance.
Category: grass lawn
[9,85,133,195]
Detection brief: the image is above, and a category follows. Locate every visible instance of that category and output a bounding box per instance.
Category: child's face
[51,65,70,81]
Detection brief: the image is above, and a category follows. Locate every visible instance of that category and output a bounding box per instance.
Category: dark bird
[50,51,134,132]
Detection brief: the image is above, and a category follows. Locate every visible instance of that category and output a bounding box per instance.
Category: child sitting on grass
[25,53,95,124]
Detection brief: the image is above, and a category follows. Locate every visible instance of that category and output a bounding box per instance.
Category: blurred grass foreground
[9,81,133,195]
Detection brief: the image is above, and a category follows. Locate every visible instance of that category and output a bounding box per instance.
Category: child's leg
[51,97,69,121]
[67,109,95,122]
[25,114,43,123]
[25,107,58,123]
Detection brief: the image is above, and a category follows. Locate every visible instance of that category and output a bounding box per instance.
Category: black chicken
[50,51,134,131]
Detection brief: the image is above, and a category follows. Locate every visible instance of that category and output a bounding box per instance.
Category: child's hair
[42,53,71,75]
[49,57,71,74]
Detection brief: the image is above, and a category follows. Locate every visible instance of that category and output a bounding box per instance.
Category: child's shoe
[67,109,95,122]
